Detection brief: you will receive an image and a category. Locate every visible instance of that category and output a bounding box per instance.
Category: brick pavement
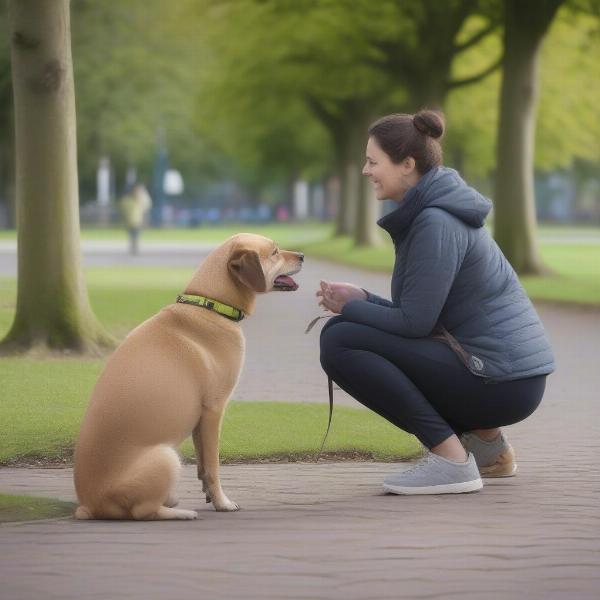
[1,251,600,599]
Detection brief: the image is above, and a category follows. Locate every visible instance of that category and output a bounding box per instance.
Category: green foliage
[445,15,503,176]
[2,1,598,197]
[446,6,600,177]
[71,0,208,191]
[194,0,504,187]
[536,9,600,168]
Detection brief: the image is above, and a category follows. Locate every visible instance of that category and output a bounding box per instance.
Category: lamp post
[151,127,168,227]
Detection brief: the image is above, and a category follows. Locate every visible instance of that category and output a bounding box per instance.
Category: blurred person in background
[318,110,555,496]
[120,183,152,255]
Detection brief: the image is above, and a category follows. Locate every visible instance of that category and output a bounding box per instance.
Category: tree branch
[446,53,503,90]
[453,22,499,55]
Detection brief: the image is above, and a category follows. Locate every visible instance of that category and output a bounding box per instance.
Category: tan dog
[73,233,303,520]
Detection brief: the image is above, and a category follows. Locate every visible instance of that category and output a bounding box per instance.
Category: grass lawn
[0,493,75,523]
[0,222,597,466]
[0,267,421,465]
[0,222,331,247]
[301,236,600,307]
[0,353,421,465]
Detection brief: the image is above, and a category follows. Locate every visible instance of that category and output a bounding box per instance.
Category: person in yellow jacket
[120,184,152,255]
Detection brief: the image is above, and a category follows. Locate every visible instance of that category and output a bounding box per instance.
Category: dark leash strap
[305,314,335,462]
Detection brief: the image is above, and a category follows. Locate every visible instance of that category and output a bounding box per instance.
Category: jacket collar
[377,166,439,241]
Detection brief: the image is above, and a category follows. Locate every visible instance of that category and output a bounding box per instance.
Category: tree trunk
[350,121,381,247]
[343,160,360,237]
[354,182,382,247]
[1,0,114,354]
[333,157,349,236]
[330,130,353,237]
[493,0,563,274]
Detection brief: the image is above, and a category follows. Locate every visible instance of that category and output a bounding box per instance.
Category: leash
[305,314,335,462]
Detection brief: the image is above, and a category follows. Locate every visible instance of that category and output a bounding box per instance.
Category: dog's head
[227,234,303,293]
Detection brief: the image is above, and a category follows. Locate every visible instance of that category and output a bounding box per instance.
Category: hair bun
[413,110,445,139]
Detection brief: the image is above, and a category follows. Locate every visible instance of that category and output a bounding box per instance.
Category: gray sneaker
[460,432,517,478]
[383,452,483,495]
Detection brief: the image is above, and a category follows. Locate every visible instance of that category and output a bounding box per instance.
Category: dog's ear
[228,249,267,292]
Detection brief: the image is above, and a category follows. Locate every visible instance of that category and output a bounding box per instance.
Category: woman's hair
[367,109,445,174]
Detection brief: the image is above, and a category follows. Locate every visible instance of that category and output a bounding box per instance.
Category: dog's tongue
[274,275,299,290]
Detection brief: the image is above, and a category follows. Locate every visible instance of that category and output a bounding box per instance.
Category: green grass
[0,262,421,463]
[0,222,597,465]
[0,493,75,523]
[302,236,600,307]
[0,353,421,465]
[0,223,331,246]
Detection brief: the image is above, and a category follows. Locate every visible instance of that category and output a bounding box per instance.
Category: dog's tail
[74,505,93,520]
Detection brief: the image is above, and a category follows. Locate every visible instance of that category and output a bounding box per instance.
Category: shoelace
[400,453,435,476]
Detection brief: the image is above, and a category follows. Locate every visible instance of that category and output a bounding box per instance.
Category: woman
[317,110,555,496]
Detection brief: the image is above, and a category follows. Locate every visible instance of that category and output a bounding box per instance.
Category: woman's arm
[341,211,468,338]
[362,290,394,308]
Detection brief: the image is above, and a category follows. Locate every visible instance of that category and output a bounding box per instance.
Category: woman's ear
[228,249,267,292]
[401,156,416,174]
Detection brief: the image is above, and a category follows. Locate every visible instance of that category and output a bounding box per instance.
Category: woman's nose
[362,163,369,176]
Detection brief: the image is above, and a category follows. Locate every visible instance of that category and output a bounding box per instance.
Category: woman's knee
[319,315,346,336]
[319,319,360,372]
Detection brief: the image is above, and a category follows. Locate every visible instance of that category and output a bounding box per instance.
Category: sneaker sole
[383,478,483,496]
[479,448,518,478]
[480,463,518,478]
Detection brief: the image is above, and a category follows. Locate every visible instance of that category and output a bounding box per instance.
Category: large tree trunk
[493,0,563,274]
[1,0,114,354]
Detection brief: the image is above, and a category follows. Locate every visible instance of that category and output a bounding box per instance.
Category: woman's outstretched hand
[316,280,367,314]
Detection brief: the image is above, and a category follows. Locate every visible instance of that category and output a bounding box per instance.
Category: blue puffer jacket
[341,166,556,382]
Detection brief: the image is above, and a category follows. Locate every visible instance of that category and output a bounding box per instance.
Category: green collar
[176,294,244,322]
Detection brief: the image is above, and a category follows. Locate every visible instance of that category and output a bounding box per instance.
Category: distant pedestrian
[318,109,555,496]
[120,184,152,255]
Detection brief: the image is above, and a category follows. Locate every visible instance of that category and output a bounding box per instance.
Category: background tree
[1,0,113,354]
[0,4,15,227]
[195,0,502,247]
[493,0,565,274]
[70,0,208,198]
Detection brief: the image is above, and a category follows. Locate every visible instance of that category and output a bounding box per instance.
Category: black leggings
[319,316,546,449]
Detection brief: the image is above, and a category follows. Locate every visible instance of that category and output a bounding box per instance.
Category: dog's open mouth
[273,275,299,291]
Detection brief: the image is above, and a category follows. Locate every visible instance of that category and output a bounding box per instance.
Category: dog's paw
[213,498,240,512]
[178,509,199,520]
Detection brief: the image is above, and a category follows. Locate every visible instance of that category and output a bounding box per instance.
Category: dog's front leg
[200,407,239,512]
[192,421,211,504]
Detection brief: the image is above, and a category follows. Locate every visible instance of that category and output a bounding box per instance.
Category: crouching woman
[318,110,555,496]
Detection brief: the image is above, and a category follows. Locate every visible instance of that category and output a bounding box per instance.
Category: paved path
[1,241,600,599]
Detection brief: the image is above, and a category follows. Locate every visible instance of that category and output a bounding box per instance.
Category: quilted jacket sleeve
[341,210,468,338]
[362,290,394,308]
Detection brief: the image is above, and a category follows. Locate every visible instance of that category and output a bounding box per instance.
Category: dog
[73,233,303,520]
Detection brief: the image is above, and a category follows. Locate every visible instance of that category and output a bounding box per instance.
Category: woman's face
[362,137,418,202]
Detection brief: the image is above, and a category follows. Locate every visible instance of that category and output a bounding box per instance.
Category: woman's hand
[316,280,367,314]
